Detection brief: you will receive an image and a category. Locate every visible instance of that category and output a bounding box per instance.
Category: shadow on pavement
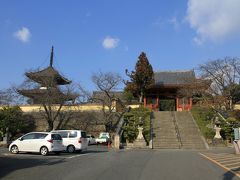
[0,156,65,179]
[222,167,240,180]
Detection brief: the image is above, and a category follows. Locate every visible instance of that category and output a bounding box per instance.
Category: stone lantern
[133,117,146,148]
[214,117,222,139]
[213,117,224,146]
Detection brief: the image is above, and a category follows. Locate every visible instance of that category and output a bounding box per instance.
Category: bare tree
[91,71,126,133]
[18,74,79,131]
[0,85,27,105]
[198,57,240,110]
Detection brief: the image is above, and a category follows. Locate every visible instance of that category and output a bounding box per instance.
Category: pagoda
[18,46,76,104]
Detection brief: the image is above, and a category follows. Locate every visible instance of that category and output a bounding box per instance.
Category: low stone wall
[25,111,106,137]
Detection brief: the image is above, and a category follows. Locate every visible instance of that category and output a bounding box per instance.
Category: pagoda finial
[50,46,54,67]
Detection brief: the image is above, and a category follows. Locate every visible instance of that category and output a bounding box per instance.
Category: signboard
[234,128,240,140]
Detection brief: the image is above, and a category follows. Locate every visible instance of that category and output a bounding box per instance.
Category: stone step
[181,142,205,145]
[154,131,177,133]
[181,146,206,149]
[154,139,179,142]
[183,141,204,144]
[153,145,180,149]
[155,136,178,139]
[153,143,180,146]
[152,111,207,150]
[180,136,203,139]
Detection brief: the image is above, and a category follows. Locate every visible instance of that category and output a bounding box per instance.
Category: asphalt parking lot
[0,146,239,180]
[0,144,109,159]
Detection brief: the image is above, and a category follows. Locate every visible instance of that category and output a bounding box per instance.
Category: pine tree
[126,52,154,103]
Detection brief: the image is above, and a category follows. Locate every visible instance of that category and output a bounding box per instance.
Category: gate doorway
[159,99,176,111]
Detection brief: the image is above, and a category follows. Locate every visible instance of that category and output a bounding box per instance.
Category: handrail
[171,111,182,148]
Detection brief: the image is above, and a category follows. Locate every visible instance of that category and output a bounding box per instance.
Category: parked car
[51,130,88,153]
[9,132,64,156]
[95,132,111,145]
[87,134,96,145]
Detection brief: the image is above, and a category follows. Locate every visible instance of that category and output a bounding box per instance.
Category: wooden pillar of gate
[144,97,147,107]
[189,97,193,110]
[176,97,179,111]
[156,96,159,111]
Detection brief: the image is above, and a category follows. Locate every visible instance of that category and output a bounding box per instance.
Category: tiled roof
[26,66,71,86]
[154,70,195,85]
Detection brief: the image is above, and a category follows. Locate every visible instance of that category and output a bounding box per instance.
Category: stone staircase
[153,111,180,149]
[174,111,206,149]
[153,111,207,149]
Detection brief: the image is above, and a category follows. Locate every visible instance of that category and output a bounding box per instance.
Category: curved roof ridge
[25,66,71,85]
[154,69,194,73]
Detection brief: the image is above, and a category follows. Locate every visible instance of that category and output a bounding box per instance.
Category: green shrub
[220,117,238,140]
[191,107,215,140]
[122,107,151,143]
[0,106,35,140]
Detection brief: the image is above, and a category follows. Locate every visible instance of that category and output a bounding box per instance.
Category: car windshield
[100,135,108,139]
[81,131,87,138]
[56,131,68,138]
[51,134,62,140]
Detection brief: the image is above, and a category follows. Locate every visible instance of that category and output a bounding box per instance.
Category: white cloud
[168,17,179,30]
[102,36,119,49]
[186,0,240,44]
[13,27,31,43]
[153,16,180,30]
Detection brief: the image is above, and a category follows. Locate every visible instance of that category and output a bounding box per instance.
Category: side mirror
[19,138,23,141]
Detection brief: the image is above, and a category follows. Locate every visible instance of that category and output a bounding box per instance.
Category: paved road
[0,146,239,180]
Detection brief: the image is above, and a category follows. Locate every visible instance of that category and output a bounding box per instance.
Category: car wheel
[40,146,48,156]
[10,145,19,154]
[67,145,75,153]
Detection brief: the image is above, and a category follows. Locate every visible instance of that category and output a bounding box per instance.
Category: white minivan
[51,130,88,153]
[9,132,64,156]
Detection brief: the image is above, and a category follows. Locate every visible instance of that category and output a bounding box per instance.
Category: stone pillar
[233,140,240,154]
[2,127,9,145]
[144,97,147,107]
[114,134,120,149]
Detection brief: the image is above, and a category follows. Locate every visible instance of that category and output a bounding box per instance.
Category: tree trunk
[139,91,143,103]
[46,120,54,132]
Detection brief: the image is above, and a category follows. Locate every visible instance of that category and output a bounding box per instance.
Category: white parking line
[1,152,90,159]
[67,154,88,159]
[2,153,15,156]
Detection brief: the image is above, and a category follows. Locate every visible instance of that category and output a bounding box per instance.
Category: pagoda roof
[25,46,71,86]
[154,70,195,86]
[26,66,71,86]
[18,88,77,104]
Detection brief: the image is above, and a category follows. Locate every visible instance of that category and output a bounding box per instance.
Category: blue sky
[1,0,240,91]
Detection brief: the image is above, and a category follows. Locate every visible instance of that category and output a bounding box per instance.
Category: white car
[52,130,88,153]
[9,132,64,156]
[95,132,111,145]
[87,134,96,145]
